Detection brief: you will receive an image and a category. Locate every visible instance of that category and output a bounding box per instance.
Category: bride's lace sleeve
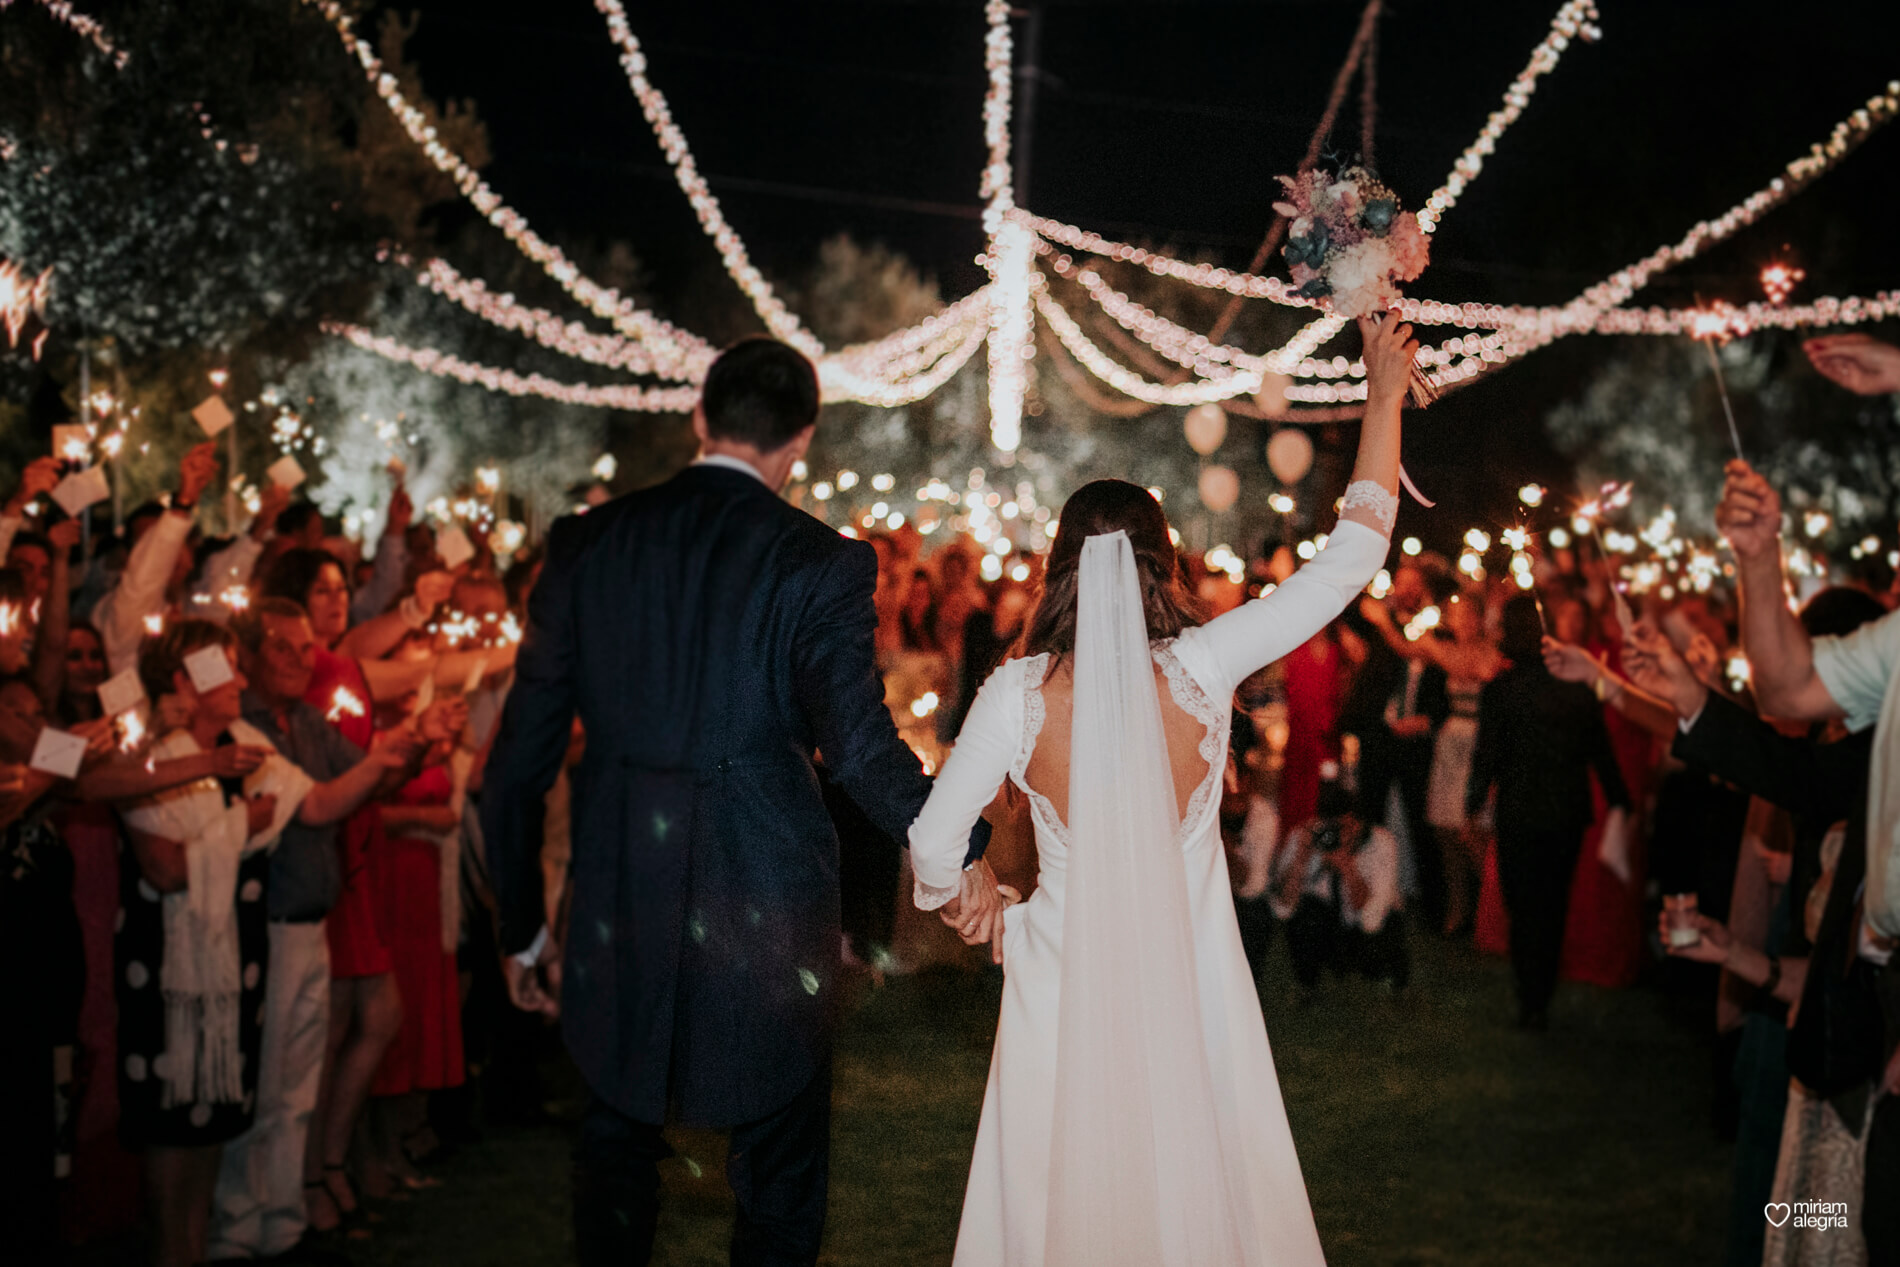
[1188,517,1391,696]
[908,660,1019,910]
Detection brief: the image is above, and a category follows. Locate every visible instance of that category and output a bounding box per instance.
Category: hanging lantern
[1266,428,1314,485]
[1184,403,1228,455]
[1199,464,1240,514]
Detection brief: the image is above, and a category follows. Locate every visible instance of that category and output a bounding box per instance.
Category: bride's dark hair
[1018,479,1205,661]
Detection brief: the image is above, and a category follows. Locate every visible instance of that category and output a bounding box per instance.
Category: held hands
[1805,334,1900,396]
[1356,310,1419,404]
[939,857,1011,965]
[1714,460,1782,562]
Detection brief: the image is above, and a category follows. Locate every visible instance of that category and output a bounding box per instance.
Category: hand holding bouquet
[1276,165,1436,406]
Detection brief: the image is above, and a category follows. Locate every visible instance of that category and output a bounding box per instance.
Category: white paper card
[50,466,112,517]
[436,525,474,570]
[183,644,235,693]
[192,396,235,437]
[52,424,91,463]
[29,726,87,780]
[267,455,307,489]
[97,667,147,718]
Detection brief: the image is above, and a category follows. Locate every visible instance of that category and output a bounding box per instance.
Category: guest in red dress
[1279,629,1346,831]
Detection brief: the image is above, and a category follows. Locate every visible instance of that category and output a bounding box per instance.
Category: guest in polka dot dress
[116,622,314,1267]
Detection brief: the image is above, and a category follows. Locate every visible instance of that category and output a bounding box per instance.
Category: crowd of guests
[1,441,544,1265]
[4,337,1898,1267]
[838,334,1900,1267]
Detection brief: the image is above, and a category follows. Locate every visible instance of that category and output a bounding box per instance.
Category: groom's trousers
[573,1059,833,1267]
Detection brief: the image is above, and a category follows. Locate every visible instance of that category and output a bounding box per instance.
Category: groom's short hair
[702,337,820,451]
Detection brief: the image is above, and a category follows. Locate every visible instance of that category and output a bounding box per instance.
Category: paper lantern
[1266,428,1314,485]
[1184,403,1227,455]
[1199,465,1240,514]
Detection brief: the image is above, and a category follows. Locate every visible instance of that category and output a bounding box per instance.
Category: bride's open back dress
[910,517,1388,1267]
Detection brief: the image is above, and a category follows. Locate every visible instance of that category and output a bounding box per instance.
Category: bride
[909,311,1413,1266]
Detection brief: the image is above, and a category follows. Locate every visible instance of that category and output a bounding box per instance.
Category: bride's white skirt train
[952,837,1328,1267]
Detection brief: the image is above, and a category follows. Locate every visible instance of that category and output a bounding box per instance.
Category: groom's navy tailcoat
[483,464,981,1128]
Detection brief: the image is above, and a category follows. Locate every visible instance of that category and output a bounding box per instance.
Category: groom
[482,336,999,1266]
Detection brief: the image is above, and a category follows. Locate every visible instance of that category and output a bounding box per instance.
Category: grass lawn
[349,929,1731,1266]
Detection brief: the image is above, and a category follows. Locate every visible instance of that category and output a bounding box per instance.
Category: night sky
[374,0,1900,530]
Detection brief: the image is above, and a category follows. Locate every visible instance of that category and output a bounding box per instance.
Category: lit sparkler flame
[117,709,147,753]
[326,686,367,723]
[1759,263,1805,307]
[1688,306,1736,343]
[0,259,53,347]
[142,614,164,637]
[220,586,252,614]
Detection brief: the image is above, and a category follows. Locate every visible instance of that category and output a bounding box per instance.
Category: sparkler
[142,614,164,637]
[326,686,367,723]
[1574,482,1636,632]
[1760,263,1805,307]
[0,259,52,348]
[116,709,147,753]
[1688,304,1745,459]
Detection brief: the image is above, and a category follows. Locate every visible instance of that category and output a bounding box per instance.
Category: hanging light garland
[304,1,723,361]
[310,0,1894,437]
[1034,282,1263,406]
[323,322,699,412]
[2,0,128,68]
[820,316,991,409]
[1415,1,1600,234]
[590,0,822,357]
[401,253,715,382]
[979,0,1033,452]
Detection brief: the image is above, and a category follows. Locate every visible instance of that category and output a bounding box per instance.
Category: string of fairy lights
[18,0,1897,475]
[2,0,127,69]
[307,0,1895,441]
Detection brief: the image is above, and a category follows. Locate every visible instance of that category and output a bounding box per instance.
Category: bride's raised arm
[1189,312,1414,693]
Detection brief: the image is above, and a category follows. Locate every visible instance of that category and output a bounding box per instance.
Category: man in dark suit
[482,338,1000,1266]
[1468,595,1631,1031]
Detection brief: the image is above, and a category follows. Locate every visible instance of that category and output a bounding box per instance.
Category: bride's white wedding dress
[910,515,1389,1267]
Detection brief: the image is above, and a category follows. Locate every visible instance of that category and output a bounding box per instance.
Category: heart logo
[1765,1203,1792,1228]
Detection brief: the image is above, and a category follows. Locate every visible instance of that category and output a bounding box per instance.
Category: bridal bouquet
[1276,166,1430,318]
[1275,165,1436,406]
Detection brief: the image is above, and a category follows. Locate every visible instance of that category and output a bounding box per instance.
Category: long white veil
[1045,530,1255,1266]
